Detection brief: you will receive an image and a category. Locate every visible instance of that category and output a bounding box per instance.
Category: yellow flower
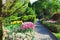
[17,21,20,23]
[17,21,22,23]
[11,21,23,24]
[11,21,16,24]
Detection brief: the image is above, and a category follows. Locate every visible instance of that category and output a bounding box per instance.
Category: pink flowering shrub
[20,22,34,30]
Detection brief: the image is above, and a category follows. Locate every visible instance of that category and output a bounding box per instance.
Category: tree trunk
[0,20,3,40]
[0,0,3,40]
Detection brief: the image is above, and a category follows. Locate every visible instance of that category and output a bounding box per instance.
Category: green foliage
[54,33,60,40]
[4,14,20,26]
[1,0,36,40]
[21,15,36,22]
[2,0,29,17]
[18,7,36,22]
[9,0,23,13]
[5,23,21,33]
[4,0,29,26]
[22,15,28,21]
[3,0,36,25]
[25,7,35,15]
[42,21,60,33]
[6,0,29,15]
[32,0,60,19]
[19,3,28,13]
[17,6,36,22]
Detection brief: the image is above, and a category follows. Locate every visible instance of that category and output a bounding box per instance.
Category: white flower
[9,35,13,38]
[25,32,32,37]
[16,38,22,40]
[16,33,26,38]
[24,38,28,40]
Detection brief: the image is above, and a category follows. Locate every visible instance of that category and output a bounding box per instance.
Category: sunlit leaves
[25,7,35,15]
[8,0,23,14]
[3,0,29,26]
[19,3,28,13]
[6,0,16,8]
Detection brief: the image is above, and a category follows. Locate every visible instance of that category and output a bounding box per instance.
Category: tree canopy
[32,0,60,19]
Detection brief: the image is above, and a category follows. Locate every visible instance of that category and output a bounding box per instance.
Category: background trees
[32,0,60,19]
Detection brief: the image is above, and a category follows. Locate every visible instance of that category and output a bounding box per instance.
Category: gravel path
[34,21,57,40]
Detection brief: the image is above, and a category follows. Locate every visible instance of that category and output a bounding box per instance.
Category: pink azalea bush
[20,22,34,30]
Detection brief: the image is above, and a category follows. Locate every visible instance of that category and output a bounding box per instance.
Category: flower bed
[4,21,35,40]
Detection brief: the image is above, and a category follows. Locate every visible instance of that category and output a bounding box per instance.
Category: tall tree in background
[32,0,60,19]
[32,0,48,19]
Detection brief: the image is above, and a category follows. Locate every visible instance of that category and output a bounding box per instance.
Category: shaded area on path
[35,20,58,40]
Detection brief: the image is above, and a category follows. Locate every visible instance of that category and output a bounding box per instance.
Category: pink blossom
[20,22,34,30]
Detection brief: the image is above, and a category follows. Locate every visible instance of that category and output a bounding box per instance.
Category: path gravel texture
[34,21,57,40]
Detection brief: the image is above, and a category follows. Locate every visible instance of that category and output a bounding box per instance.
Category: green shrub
[46,23,58,33]
[42,21,60,33]
[20,15,36,22]
[55,19,60,25]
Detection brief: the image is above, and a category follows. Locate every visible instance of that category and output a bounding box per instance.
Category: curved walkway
[35,20,57,40]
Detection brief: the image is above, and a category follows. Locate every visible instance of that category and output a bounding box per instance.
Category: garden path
[34,20,57,40]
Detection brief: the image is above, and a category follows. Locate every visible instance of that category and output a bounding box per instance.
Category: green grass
[53,33,60,40]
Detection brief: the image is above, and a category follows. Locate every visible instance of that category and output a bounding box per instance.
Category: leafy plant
[21,15,36,22]
[42,21,60,33]
[3,0,29,26]
[32,0,60,19]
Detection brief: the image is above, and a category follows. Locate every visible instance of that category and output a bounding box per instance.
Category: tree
[0,0,3,40]
[0,0,29,40]
[32,0,60,19]
[32,0,48,19]
[18,2,36,22]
